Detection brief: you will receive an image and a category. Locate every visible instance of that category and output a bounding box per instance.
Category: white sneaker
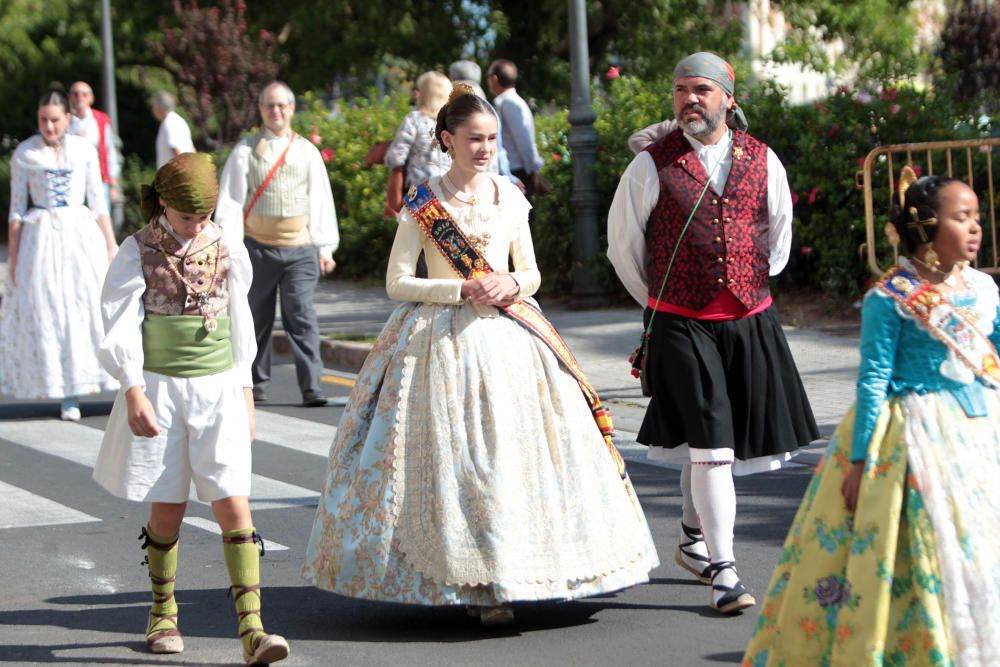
[60,406,81,422]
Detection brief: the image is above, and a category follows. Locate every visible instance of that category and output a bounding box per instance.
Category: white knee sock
[689,462,737,565]
[679,464,700,527]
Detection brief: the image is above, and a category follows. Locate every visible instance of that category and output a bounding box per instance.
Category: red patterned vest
[134,221,231,318]
[644,129,770,311]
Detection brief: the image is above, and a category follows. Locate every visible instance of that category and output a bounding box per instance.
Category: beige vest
[244,132,311,246]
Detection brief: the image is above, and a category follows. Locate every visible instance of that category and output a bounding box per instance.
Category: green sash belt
[142,314,233,378]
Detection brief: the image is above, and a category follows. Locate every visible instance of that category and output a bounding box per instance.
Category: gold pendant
[733,146,744,160]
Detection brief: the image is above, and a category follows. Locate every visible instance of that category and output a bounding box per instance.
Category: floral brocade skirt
[302,302,659,606]
[743,390,1000,667]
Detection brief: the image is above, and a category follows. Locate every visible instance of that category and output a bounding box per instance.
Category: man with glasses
[216,81,339,407]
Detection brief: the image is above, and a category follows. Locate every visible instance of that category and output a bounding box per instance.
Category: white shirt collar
[262,127,293,141]
[684,130,731,154]
[158,214,193,250]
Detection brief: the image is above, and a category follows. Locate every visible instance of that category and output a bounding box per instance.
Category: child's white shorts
[93,367,252,503]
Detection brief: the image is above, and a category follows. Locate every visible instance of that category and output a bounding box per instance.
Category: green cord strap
[644,128,732,336]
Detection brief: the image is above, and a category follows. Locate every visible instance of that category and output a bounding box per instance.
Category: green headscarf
[140,152,219,221]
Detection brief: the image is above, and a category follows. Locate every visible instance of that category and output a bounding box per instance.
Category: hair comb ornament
[447,83,476,104]
[897,165,937,242]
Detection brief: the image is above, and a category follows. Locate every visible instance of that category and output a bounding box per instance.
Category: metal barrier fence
[859,137,1000,275]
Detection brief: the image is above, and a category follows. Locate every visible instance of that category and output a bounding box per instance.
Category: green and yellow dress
[743,260,1000,667]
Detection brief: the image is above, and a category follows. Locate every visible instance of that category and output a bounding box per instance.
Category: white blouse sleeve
[504,181,541,297]
[607,151,659,306]
[766,147,793,276]
[224,226,257,387]
[8,144,28,223]
[98,236,146,391]
[83,140,108,218]
[385,208,464,303]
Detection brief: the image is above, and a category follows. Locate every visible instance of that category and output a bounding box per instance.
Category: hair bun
[447,83,476,105]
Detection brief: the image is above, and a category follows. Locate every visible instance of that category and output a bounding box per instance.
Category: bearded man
[607,52,818,614]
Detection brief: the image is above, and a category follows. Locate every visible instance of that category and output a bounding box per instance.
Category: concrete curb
[272,331,372,374]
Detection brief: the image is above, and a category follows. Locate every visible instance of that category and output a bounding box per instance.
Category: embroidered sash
[403,182,625,476]
[877,266,1000,388]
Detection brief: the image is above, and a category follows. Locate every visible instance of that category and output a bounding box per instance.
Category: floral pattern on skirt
[743,389,1000,667]
[303,302,659,605]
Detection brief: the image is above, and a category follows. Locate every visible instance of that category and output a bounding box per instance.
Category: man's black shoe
[302,390,329,407]
[252,387,269,403]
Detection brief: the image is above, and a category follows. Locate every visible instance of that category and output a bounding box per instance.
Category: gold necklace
[442,173,484,206]
[156,239,220,333]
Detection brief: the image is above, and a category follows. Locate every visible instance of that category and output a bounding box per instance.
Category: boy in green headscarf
[93,153,289,664]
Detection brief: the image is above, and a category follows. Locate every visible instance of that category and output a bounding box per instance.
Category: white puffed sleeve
[224,226,257,387]
[214,140,251,240]
[7,143,29,223]
[385,208,464,303]
[306,141,340,256]
[79,138,109,218]
[607,151,659,306]
[766,147,793,276]
[98,236,147,391]
[503,180,540,297]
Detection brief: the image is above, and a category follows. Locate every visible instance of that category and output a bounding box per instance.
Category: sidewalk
[0,244,859,440]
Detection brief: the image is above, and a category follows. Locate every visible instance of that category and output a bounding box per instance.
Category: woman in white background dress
[1,86,118,419]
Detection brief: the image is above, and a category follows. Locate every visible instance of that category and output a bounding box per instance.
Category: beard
[678,101,728,138]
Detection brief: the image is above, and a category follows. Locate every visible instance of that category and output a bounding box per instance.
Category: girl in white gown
[1,86,118,418]
[303,85,658,625]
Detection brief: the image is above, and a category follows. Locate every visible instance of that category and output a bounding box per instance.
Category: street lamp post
[99,0,124,236]
[567,0,606,308]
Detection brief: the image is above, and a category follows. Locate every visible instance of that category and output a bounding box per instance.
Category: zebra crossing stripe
[0,479,100,529]
[253,409,336,458]
[0,419,319,510]
[181,516,290,551]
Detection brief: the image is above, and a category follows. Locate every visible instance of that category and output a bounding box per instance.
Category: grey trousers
[245,237,323,395]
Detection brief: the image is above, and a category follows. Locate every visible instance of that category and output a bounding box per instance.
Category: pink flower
[259,29,272,41]
[321,147,334,163]
[800,245,813,255]
[791,190,799,205]
[880,87,898,102]
[856,157,866,168]
[551,153,562,161]
[808,186,819,205]
[814,101,829,114]
[606,66,620,80]
[827,125,839,139]
[310,127,322,145]
[889,103,901,115]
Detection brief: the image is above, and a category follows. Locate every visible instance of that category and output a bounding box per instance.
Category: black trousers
[244,237,323,395]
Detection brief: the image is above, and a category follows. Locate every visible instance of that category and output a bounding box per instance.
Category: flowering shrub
[293,91,411,281]
[102,77,990,299]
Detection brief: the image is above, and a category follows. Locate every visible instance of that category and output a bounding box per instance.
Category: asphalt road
[0,359,822,667]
